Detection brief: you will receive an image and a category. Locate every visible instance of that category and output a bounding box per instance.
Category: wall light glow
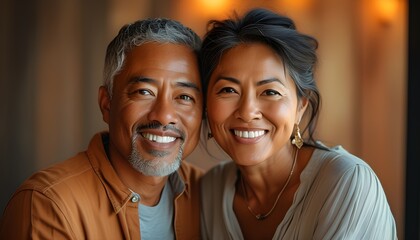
[198,0,229,15]
[282,0,311,10]
[376,0,398,24]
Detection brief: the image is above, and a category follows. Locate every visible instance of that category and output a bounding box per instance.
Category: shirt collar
[86,132,190,213]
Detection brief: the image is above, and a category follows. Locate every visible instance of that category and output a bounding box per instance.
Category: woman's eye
[217,87,237,94]
[263,89,281,96]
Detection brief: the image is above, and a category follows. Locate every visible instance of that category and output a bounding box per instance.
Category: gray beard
[128,133,183,176]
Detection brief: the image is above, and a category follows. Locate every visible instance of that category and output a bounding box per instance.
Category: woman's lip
[229,129,268,143]
[233,130,265,138]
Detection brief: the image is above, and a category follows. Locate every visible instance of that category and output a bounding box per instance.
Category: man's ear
[98,86,111,124]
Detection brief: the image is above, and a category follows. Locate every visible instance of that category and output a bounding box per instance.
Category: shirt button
[131,194,139,203]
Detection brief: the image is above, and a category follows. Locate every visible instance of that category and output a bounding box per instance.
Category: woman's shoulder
[202,160,236,184]
[300,143,388,207]
[300,144,397,239]
[304,143,376,184]
[312,143,370,171]
[200,161,237,204]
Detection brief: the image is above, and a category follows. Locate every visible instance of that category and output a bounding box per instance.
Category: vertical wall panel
[0,0,37,214]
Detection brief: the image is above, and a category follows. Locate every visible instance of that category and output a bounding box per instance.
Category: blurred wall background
[0,0,407,238]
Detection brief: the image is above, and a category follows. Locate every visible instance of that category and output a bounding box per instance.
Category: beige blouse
[200,144,397,240]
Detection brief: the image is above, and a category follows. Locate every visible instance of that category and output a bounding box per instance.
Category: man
[0,18,203,239]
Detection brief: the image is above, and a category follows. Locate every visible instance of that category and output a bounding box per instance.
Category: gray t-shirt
[137,182,175,240]
[200,144,397,239]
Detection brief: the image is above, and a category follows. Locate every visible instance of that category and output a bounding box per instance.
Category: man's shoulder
[17,152,94,195]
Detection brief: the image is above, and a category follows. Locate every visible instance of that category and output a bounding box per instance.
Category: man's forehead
[124,43,199,73]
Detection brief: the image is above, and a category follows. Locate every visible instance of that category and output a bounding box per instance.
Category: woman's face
[206,43,306,166]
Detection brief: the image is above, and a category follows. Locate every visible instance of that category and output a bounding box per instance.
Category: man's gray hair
[103,18,201,97]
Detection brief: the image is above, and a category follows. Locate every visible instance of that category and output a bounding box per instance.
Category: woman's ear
[297,97,309,123]
[98,86,111,124]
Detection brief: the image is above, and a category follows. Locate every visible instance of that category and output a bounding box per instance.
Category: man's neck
[103,135,171,205]
[108,152,169,206]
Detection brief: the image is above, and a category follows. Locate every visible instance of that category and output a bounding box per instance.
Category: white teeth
[142,133,176,143]
[234,130,265,139]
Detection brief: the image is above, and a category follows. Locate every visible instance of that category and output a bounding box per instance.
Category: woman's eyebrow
[216,76,286,87]
[257,78,286,87]
[214,76,240,84]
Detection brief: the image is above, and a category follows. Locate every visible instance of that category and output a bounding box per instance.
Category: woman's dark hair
[200,8,321,145]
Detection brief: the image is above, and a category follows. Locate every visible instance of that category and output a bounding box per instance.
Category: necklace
[240,147,298,220]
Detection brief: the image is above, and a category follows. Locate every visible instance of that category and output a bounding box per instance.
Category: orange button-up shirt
[0,132,203,239]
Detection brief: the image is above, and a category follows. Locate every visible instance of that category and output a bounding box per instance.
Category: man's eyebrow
[128,76,200,92]
[128,76,156,84]
[257,78,286,87]
[176,81,200,92]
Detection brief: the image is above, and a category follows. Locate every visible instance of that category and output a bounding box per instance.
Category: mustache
[135,121,186,140]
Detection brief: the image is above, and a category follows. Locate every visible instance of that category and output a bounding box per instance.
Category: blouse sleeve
[313,164,397,240]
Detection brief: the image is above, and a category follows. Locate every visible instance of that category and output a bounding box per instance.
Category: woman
[200,8,397,239]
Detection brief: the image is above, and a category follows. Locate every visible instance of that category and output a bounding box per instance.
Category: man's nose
[147,97,177,126]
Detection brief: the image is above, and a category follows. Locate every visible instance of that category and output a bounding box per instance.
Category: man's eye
[136,89,152,95]
[179,95,194,102]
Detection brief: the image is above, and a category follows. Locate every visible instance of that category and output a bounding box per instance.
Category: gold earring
[205,116,213,140]
[291,124,303,149]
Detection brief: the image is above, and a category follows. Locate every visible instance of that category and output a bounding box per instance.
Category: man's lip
[141,133,178,144]
[137,129,182,145]
[138,129,180,138]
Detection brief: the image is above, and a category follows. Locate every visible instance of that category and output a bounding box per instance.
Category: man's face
[100,42,202,176]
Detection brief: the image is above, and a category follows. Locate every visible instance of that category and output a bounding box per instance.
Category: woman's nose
[234,95,262,122]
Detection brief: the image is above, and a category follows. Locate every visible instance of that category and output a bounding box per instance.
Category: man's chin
[128,155,182,177]
[137,161,181,177]
[129,138,184,176]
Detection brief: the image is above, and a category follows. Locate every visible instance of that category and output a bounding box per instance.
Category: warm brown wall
[0,0,407,238]
[358,0,407,238]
